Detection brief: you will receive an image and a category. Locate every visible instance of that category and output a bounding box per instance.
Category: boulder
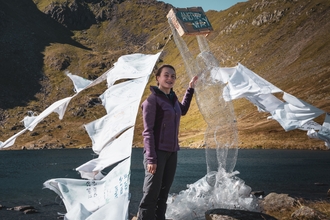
[260,193,296,212]
[291,206,328,220]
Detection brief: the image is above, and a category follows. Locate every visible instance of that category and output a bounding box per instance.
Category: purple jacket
[141,86,194,164]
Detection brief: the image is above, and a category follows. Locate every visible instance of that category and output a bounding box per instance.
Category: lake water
[0,148,329,219]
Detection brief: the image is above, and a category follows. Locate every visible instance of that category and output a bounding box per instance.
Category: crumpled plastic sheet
[166,168,259,220]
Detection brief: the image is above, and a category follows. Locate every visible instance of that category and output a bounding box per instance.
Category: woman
[137,64,198,220]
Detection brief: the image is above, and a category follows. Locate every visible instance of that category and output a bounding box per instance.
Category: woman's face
[157,67,176,93]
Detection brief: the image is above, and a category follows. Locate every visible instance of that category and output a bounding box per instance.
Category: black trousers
[137,150,177,220]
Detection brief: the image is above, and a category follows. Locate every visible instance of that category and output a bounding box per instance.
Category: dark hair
[155,64,176,85]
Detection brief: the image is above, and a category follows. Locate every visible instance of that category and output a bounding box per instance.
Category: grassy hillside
[0,0,329,150]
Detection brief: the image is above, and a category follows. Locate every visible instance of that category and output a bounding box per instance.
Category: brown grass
[1,0,330,151]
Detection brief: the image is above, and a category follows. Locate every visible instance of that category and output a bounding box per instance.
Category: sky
[158,0,247,12]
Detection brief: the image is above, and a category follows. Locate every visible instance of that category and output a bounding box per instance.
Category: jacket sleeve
[141,95,157,164]
[180,87,195,115]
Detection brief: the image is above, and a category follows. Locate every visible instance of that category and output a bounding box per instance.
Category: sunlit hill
[0,0,329,150]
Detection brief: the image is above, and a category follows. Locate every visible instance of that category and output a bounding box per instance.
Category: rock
[42,142,65,149]
[327,189,330,197]
[205,208,277,220]
[87,97,102,108]
[23,209,38,214]
[43,2,96,30]
[72,106,86,117]
[131,217,173,220]
[252,9,286,26]
[45,53,71,71]
[251,191,265,197]
[6,205,38,215]
[314,182,328,186]
[8,205,35,211]
[291,206,328,220]
[260,193,296,212]
[30,131,39,136]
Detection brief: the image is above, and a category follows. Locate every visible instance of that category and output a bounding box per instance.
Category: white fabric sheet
[84,105,137,154]
[85,53,161,154]
[43,158,131,220]
[64,203,92,220]
[24,97,73,131]
[268,93,325,131]
[100,76,150,114]
[66,72,93,93]
[214,62,327,146]
[42,52,161,219]
[0,70,110,149]
[246,93,283,113]
[210,66,236,84]
[299,120,322,131]
[0,128,28,149]
[76,127,134,180]
[84,70,110,91]
[222,63,282,101]
[106,52,161,86]
[67,69,109,94]
[85,194,129,220]
[307,113,330,148]
[0,97,73,149]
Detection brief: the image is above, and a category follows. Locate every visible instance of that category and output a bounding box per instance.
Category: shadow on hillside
[0,0,90,109]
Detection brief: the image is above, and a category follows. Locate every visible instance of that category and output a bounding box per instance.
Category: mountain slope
[0,0,329,150]
[207,0,330,149]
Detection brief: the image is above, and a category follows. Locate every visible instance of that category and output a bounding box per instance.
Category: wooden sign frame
[166,7,213,36]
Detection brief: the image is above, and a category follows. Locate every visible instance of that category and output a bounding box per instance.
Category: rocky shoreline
[3,192,328,220]
[131,192,330,219]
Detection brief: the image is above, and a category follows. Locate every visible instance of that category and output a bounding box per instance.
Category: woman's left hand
[147,163,157,175]
[189,76,198,88]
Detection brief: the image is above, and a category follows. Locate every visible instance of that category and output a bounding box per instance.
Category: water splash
[166,18,259,219]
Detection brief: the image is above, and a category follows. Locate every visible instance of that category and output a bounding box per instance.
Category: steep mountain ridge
[0,0,329,150]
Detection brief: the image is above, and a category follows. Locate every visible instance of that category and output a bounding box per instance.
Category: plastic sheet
[166,168,259,220]
[166,18,254,219]
[168,18,239,174]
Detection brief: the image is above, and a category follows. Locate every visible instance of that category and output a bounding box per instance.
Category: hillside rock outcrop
[43,0,125,30]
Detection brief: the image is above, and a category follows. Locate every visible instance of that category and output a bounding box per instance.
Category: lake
[0,148,329,219]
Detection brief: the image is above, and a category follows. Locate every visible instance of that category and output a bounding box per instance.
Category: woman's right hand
[189,76,198,88]
[147,163,157,174]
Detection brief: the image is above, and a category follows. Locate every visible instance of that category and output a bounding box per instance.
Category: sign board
[166,7,213,36]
